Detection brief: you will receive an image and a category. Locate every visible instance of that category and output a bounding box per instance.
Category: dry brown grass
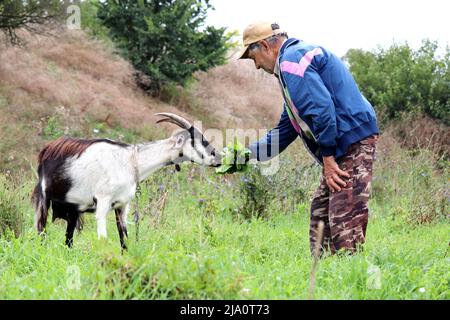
[384,114,450,158]
[0,29,191,129]
[191,59,283,129]
[0,29,203,173]
[0,27,290,175]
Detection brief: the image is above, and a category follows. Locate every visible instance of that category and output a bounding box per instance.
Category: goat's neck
[134,139,173,182]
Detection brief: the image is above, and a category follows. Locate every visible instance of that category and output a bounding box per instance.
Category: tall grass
[0,26,447,300]
[371,134,449,225]
[0,136,448,299]
[0,175,27,238]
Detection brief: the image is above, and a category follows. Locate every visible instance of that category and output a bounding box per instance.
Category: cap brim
[237,45,250,59]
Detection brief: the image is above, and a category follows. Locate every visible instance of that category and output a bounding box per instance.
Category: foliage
[0,0,65,45]
[78,0,111,41]
[216,140,251,174]
[97,0,233,94]
[345,40,450,125]
[237,165,275,219]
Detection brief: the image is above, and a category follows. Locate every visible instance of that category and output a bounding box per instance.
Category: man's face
[247,40,277,74]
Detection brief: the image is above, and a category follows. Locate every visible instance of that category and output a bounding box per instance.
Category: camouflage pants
[310,135,378,255]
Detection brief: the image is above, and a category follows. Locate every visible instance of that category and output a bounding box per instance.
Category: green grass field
[0,143,448,300]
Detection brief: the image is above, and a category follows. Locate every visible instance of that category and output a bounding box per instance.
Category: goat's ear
[172,134,185,149]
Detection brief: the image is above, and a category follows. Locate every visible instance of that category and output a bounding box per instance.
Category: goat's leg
[95,198,111,239]
[65,211,79,248]
[120,203,130,239]
[115,207,128,250]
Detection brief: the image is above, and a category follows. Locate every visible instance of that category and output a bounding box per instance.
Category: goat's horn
[154,112,192,130]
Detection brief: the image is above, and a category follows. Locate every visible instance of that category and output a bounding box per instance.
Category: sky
[206,0,450,57]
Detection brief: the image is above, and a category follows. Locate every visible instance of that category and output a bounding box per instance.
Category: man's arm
[249,106,298,161]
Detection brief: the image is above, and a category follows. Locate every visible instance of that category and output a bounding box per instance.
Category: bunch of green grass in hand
[216,140,251,174]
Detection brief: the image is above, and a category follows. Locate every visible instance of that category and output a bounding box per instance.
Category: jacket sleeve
[281,53,338,156]
[249,106,298,161]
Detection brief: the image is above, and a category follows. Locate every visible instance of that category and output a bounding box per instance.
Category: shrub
[345,40,449,125]
[79,0,111,41]
[237,165,275,220]
[97,0,233,94]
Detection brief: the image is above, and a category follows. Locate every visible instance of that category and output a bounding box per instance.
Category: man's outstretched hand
[323,156,350,193]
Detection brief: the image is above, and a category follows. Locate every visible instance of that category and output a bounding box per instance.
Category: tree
[0,0,64,45]
[344,40,450,125]
[97,0,233,94]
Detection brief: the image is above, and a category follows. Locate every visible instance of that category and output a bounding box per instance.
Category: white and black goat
[32,113,221,249]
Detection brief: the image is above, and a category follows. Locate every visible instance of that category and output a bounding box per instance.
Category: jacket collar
[279,37,300,57]
[275,38,300,78]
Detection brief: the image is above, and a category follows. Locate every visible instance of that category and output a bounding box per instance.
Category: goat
[31,113,221,249]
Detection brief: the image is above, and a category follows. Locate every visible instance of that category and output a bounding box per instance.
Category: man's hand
[323,156,350,193]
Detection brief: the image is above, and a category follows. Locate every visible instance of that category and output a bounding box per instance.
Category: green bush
[79,0,111,41]
[238,165,275,220]
[345,40,450,125]
[97,0,234,94]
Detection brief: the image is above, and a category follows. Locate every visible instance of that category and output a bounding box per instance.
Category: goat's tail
[31,180,48,234]
[76,215,84,232]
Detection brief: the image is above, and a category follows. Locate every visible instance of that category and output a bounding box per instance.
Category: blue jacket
[250,38,379,165]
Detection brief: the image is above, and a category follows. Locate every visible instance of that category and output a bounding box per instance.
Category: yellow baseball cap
[238,21,286,59]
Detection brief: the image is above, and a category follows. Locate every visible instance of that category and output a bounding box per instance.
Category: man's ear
[172,134,185,149]
[260,39,270,51]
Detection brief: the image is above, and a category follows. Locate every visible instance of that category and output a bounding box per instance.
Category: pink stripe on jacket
[280,47,323,77]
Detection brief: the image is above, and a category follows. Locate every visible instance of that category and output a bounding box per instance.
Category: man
[240,21,379,255]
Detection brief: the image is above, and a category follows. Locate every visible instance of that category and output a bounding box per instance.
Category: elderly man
[240,22,379,255]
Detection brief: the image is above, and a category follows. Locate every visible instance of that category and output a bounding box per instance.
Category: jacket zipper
[276,61,322,166]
